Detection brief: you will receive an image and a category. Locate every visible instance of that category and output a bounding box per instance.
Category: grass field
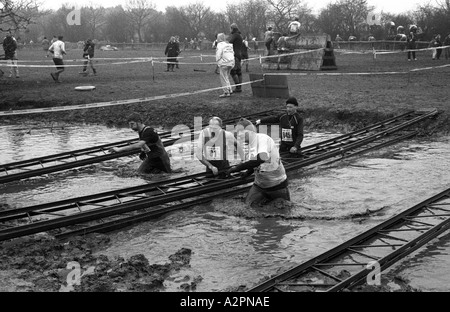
[1,47,449,134]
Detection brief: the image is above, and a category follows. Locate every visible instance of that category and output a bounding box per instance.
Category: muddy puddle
[0,123,449,292]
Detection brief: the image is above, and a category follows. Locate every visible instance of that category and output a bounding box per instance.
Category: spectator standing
[229,23,243,93]
[215,33,235,98]
[288,18,301,36]
[174,36,180,68]
[444,34,450,60]
[407,27,418,61]
[264,27,274,55]
[164,36,180,72]
[431,34,442,60]
[241,36,250,72]
[276,33,289,70]
[212,34,220,74]
[335,34,343,49]
[2,32,19,78]
[252,37,258,53]
[47,35,66,83]
[41,37,50,52]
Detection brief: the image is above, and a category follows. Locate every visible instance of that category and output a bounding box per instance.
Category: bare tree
[104,5,131,42]
[337,0,373,38]
[317,0,372,39]
[179,2,213,39]
[83,4,106,40]
[125,0,156,42]
[225,0,267,39]
[0,0,41,32]
[265,0,303,32]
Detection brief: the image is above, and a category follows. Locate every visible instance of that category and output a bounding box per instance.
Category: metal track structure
[0,109,438,242]
[247,187,450,292]
[0,109,278,184]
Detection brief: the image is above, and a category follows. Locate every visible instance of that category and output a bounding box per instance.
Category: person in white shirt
[47,35,66,83]
[288,18,301,36]
[227,118,290,207]
[215,33,235,98]
[196,116,244,178]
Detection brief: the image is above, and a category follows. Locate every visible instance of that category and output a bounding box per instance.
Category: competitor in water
[227,118,290,207]
[196,116,244,178]
[255,96,304,155]
[109,113,171,174]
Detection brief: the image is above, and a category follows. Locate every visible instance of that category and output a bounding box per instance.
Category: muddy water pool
[0,124,449,291]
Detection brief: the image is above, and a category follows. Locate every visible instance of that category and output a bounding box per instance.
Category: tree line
[2,0,450,44]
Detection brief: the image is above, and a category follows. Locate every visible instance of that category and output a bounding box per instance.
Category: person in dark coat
[255,96,304,155]
[444,34,450,60]
[2,32,19,78]
[229,23,243,92]
[79,38,97,75]
[164,36,180,72]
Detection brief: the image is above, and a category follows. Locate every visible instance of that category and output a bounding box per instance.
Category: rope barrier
[0,79,264,116]
[374,45,450,56]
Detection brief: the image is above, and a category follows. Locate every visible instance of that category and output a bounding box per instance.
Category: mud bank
[1,101,447,137]
[0,233,197,292]
[0,232,420,293]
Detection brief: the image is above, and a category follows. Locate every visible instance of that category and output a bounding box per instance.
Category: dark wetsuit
[259,112,304,153]
[138,126,171,174]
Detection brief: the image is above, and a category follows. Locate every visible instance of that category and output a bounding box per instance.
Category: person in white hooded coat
[215,33,235,98]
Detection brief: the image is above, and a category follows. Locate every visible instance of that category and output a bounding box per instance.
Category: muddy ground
[1,48,449,293]
[1,49,449,134]
[0,230,419,293]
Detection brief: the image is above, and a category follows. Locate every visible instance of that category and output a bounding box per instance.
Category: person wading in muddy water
[255,96,304,156]
[195,116,245,178]
[109,113,171,174]
[226,118,290,207]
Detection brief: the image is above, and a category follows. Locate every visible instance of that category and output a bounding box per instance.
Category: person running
[47,35,66,83]
[226,118,290,207]
[2,32,19,78]
[164,36,180,72]
[288,18,301,36]
[255,96,304,155]
[215,33,235,98]
[195,116,244,178]
[229,23,243,93]
[79,38,97,76]
[109,113,171,174]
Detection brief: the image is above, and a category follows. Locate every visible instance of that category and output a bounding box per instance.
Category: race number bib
[206,146,222,160]
[282,128,293,142]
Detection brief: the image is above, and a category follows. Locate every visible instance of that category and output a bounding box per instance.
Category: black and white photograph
[1,0,449,304]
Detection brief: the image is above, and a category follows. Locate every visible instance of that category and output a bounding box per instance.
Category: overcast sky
[42,0,429,15]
